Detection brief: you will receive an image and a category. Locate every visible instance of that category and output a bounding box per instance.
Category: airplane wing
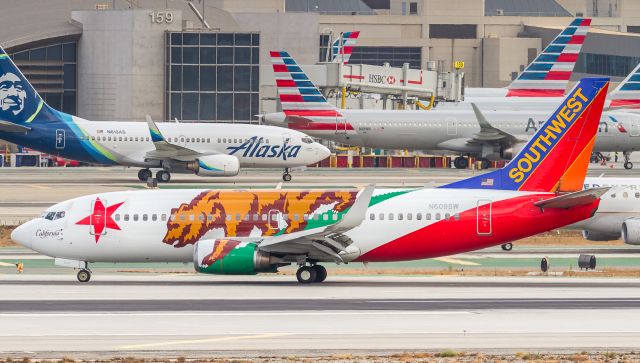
[144,115,219,162]
[469,103,524,144]
[257,185,375,263]
[534,187,610,209]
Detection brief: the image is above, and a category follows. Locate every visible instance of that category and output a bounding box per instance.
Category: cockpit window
[45,212,55,220]
[44,211,66,220]
[302,137,314,144]
[55,211,65,220]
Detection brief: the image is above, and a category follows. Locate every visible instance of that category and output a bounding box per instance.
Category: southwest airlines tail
[444,77,609,192]
[0,47,62,128]
[330,31,360,64]
[608,62,640,109]
[506,18,591,97]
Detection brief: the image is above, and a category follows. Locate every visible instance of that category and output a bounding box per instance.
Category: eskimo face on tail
[0,72,26,116]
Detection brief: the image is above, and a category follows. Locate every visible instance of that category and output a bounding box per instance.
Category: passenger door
[446,118,457,136]
[336,117,348,134]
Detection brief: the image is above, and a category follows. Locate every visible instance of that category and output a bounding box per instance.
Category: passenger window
[426,213,431,220]
[388,213,394,221]
[244,214,250,221]
[398,213,403,221]
[283,214,289,221]
[379,213,384,220]
[189,215,194,222]
[236,214,241,221]
[179,215,185,221]
[611,194,616,199]
[261,214,267,222]
[416,213,422,220]
[115,214,120,221]
[218,138,221,143]
[197,138,201,143]
[370,213,375,220]
[152,214,157,221]
[135,137,139,142]
[435,213,441,220]
[133,214,139,221]
[293,214,299,221]
[124,214,130,221]
[207,138,210,143]
[207,214,213,222]
[636,192,640,199]
[445,213,450,220]
[108,136,112,141]
[454,213,460,220]
[198,214,204,222]
[162,214,167,221]
[253,214,259,221]
[623,192,629,198]
[225,214,232,221]
[323,214,328,221]
[119,137,123,141]
[304,214,309,221]
[170,214,175,221]
[145,137,150,142]
[332,214,338,221]
[142,214,148,221]
[407,213,412,220]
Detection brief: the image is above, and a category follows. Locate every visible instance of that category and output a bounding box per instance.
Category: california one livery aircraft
[12,78,611,283]
[0,47,329,182]
[264,51,640,170]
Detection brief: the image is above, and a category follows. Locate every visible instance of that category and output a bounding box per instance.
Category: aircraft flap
[0,120,30,133]
[534,187,610,209]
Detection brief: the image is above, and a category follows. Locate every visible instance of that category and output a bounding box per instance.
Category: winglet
[146,115,165,143]
[534,187,609,209]
[443,77,609,192]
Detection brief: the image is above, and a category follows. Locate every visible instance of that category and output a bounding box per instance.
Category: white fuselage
[265,109,640,154]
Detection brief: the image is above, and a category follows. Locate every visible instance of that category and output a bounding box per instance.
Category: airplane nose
[317,143,331,160]
[11,219,36,249]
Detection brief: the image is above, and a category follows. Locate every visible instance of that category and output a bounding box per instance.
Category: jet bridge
[321,62,464,103]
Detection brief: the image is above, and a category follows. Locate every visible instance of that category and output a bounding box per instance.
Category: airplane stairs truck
[0,47,329,182]
[11,77,612,283]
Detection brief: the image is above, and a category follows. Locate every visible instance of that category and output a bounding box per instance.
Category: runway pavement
[1,274,640,356]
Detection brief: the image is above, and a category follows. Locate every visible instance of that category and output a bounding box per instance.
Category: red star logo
[76,198,124,243]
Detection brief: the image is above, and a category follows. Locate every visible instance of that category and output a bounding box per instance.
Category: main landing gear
[77,268,91,283]
[282,168,292,182]
[453,156,468,169]
[137,169,171,182]
[296,264,327,283]
[624,151,633,170]
[477,158,490,170]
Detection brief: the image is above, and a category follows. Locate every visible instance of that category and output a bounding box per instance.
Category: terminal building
[1,0,640,127]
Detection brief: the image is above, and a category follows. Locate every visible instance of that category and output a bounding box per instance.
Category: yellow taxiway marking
[118,333,292,349]
[28,184,50,190]
[433,257,480,266]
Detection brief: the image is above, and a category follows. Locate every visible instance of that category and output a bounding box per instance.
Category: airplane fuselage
[15,187,599,264]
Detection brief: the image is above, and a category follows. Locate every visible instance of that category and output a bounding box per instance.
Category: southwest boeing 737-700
[12,77,611,283]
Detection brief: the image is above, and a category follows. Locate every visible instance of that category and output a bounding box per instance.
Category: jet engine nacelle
[622,218,640,245]
[186,155,240,177]
[500,142,527,160]
[193,239,279,275]
[581,230,621,242]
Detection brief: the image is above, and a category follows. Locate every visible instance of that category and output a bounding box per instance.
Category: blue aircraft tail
[0,47,60,126]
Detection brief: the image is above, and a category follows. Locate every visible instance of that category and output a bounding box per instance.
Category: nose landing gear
[624,152,633,170]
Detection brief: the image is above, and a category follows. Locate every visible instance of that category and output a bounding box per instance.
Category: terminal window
[575,53,640,77]
[9,42,77,115]
[166,32,260,123]
[319,35,421,68]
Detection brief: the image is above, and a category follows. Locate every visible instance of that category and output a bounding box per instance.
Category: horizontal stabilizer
[0,120,30,133]
[534,187,609,209]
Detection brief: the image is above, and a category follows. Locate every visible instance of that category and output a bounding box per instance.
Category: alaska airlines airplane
[0,47,329,182]
[11,78,610,283]
[264,51,640,170]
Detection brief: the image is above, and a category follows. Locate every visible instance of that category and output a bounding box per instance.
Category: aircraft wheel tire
[296,266,317,284]
[479,158,490,170]
[312,265,327,283]
[283,173,292,182]
[77,269,91,283]
[501,243,513,251]
[453,157,468,169]
[625,162,633,170]
[157,170,171,183]
[138,169,152,182]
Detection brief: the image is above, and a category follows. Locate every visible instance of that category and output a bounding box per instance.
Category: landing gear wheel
[478,158,490,170]
[453,157,468,169]
[77,269,91,283]
[156,170,171,183]
[625,162,633,170]
[501,243,513,251]
[138,169,152,182]
[312,265,327,283]
[283,173,292,182]
[296,266,317,284]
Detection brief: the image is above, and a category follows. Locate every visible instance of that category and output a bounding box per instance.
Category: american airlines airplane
[0,47,329,182]
[11,78,611,283]
[264,51,640,170]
